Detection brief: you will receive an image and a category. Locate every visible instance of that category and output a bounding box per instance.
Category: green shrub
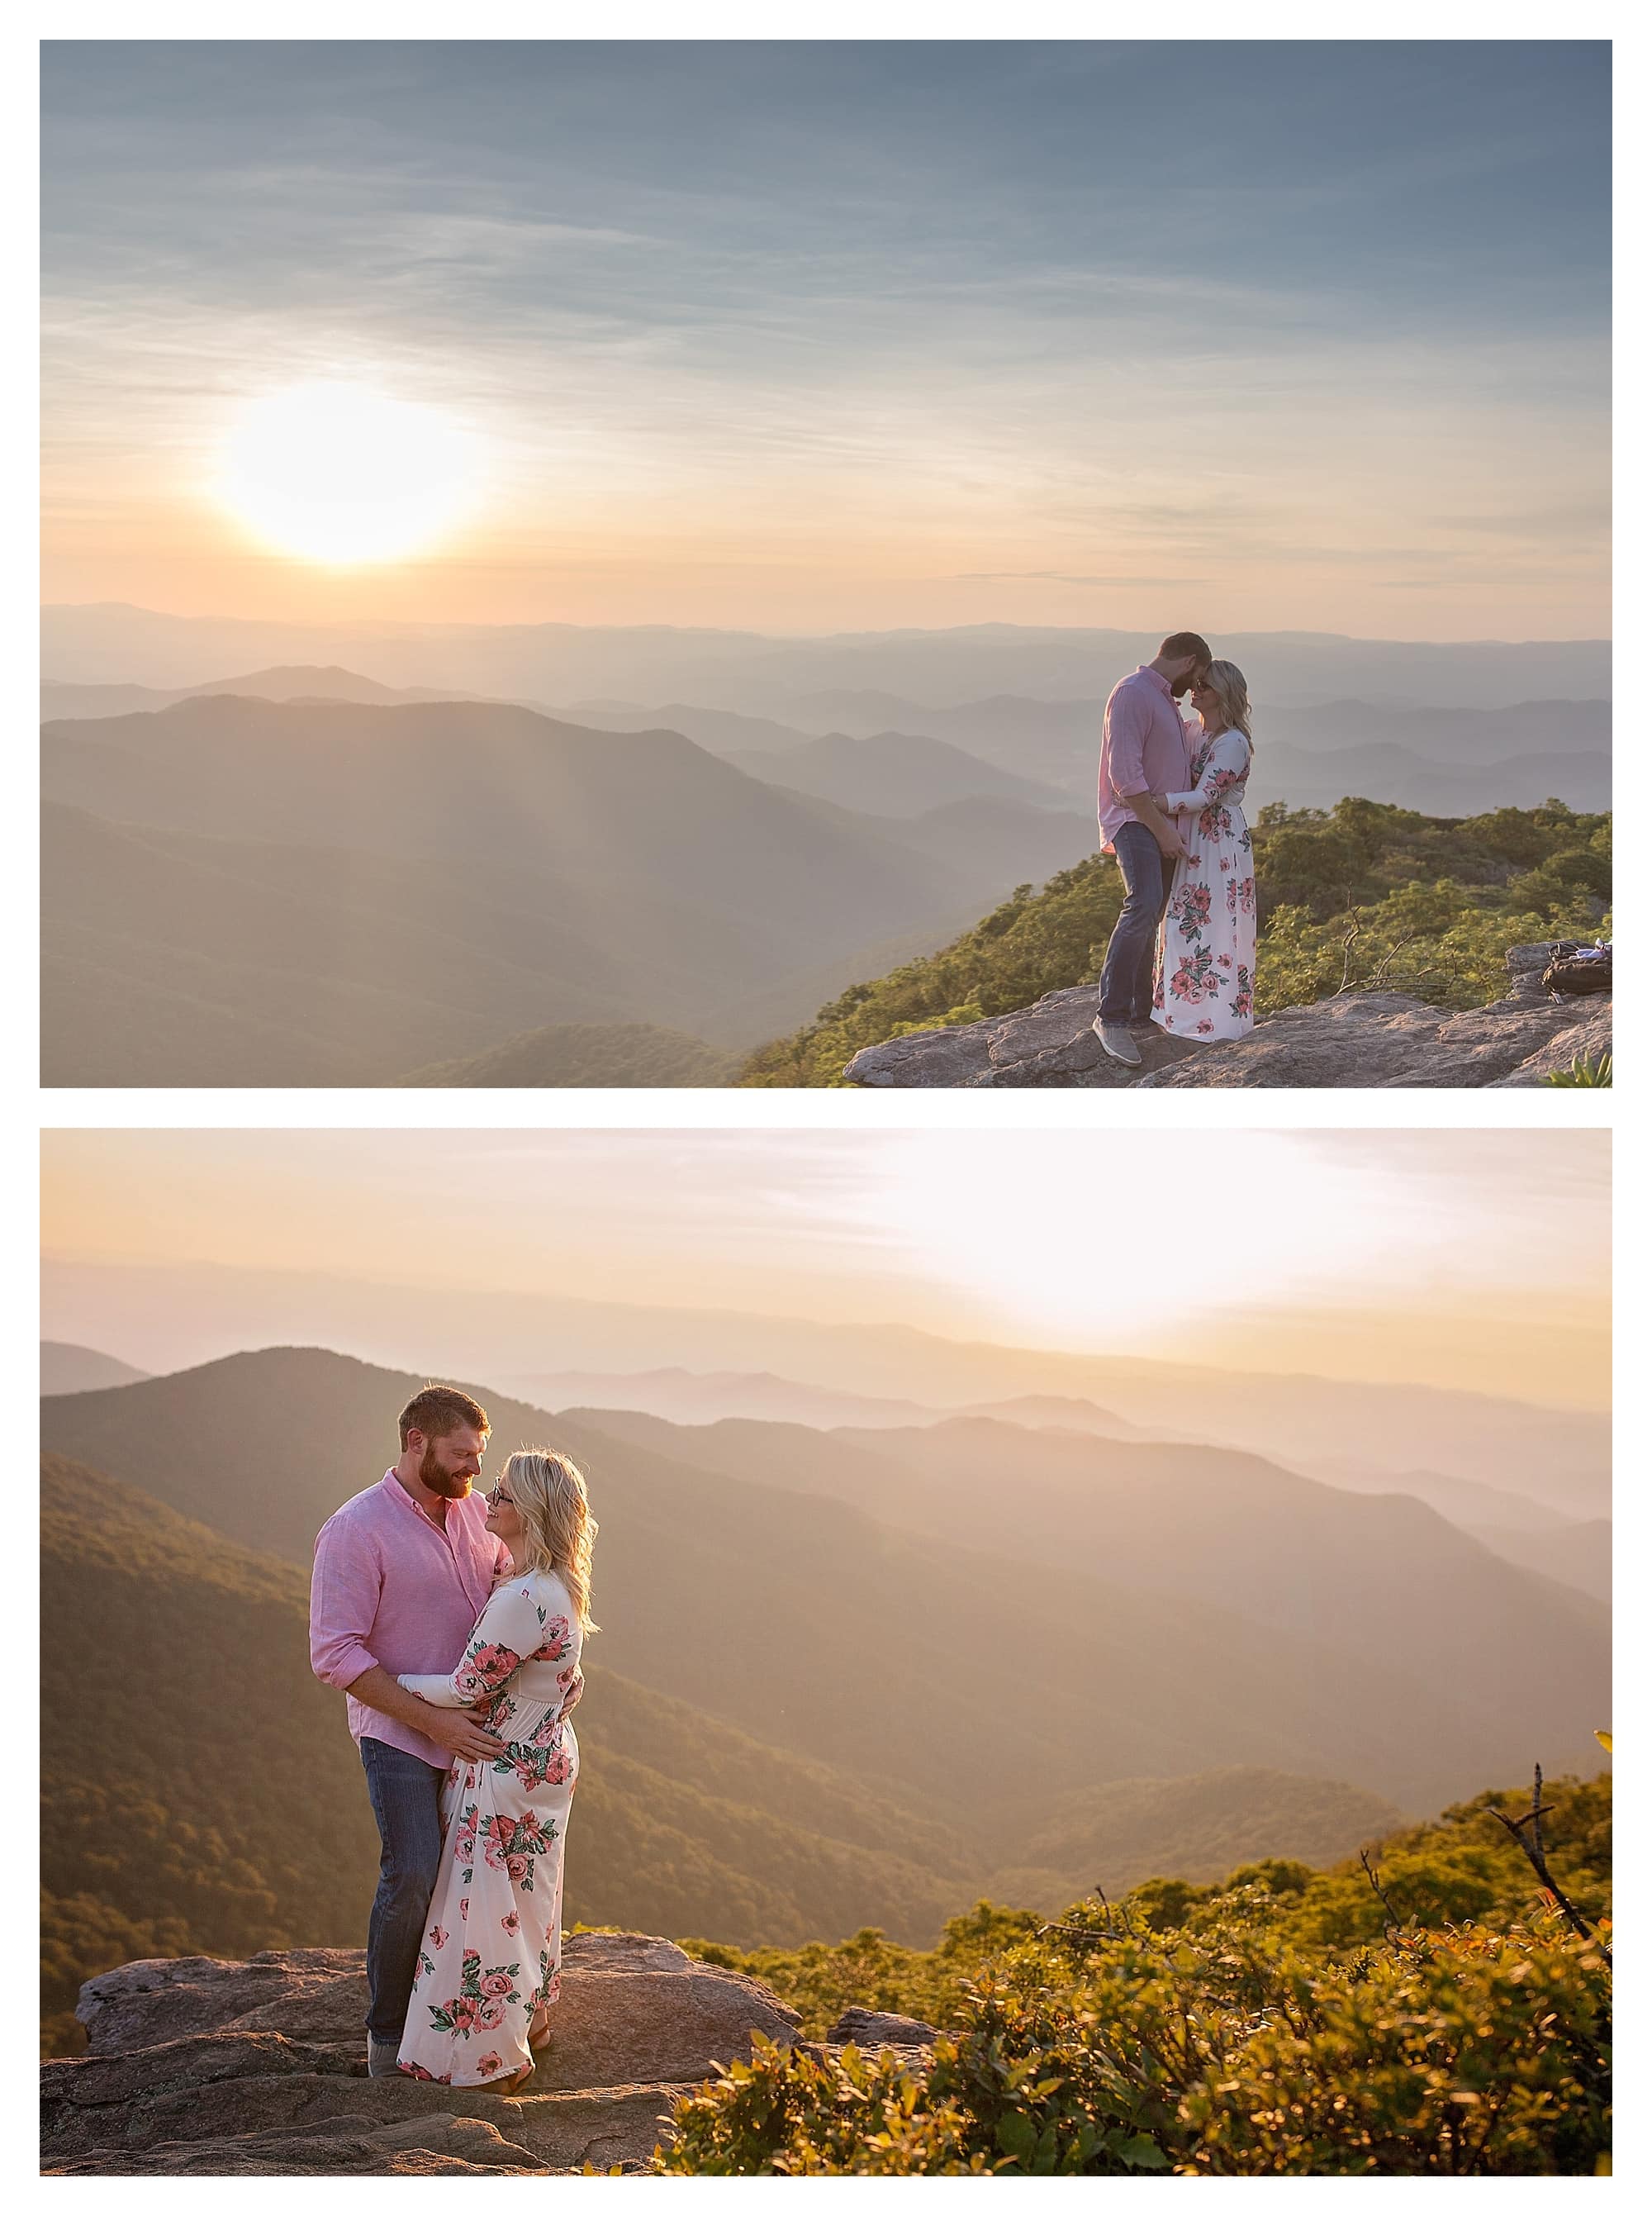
[658,1775,1612,2176]
[660,1912,1609,2176]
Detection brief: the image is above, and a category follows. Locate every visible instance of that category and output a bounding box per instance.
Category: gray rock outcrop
[843,944,1609,1089]
[44,1934,807,2176]
[825,2007,938,2053]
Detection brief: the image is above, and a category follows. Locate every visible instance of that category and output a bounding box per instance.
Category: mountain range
[39,1256,1610,1516]
[42,665,1609,820]
[40,606,1610,709]
[578,693,1611,816]
[40,616,1609,1086]
[40,1339,150,1395]
[38,1336,1607,1598]
[44,695,1069,1082]
[39,1344,1608,1818]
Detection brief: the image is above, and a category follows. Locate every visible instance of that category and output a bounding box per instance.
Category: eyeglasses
[487,1486,515,1507]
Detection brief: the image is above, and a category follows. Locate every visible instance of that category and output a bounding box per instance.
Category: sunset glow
[216,382,484,565]
[40,42,1609,632]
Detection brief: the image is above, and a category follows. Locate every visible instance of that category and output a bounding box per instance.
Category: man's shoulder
[317,1478,392,1542]
[1104,668,1154,713]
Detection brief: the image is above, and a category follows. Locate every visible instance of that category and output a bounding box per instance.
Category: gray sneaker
[367,2037,403,2078]
[1091,1017,1142,1067]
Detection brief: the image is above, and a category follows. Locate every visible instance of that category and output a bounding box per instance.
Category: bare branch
[1486,1763,1610,1956]
[1360,1847,1412,1955]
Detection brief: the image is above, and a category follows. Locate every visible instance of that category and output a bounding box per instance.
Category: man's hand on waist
[419,1705,508,1762]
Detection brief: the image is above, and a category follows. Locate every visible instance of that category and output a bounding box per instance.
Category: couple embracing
[1091,630,1257,1067]
[309,1386,598,2091]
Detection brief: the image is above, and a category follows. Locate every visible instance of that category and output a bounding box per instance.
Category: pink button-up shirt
[310,1472,510,1767]
[1098,665,1194,852]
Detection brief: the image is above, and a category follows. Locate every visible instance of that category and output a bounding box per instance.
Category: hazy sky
[40,1128,1610,1407]
[40,40,1609,635]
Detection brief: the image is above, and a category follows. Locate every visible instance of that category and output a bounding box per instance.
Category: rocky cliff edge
[843,943,1610,1088]
[41,1937,934,2176]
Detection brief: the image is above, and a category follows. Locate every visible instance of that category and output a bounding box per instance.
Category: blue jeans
[1097,821,1176,1024]
[359,1736,449,2044]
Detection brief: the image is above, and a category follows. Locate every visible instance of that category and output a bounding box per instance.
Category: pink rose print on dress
[1168,882,1212,940]
[477,1996,506,2030]
[477,2053,503,2076]
[531,1617,572,1662]
[502,1908,520,1934]
[429,1925,449,1950]
[464,1641,522,1691]
[1169,949,1218,1005]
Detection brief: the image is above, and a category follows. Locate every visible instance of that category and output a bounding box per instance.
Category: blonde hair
[503,1448,598,1633]
[1203,659,1253,746]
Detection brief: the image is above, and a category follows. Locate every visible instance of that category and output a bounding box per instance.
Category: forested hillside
[739,798,1611,1086]
[394,1021,738,1087]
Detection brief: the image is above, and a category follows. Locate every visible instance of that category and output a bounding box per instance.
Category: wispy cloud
[39,40,1610,633]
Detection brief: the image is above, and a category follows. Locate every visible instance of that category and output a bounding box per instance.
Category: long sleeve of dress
[397,1577,566,1707]
[1164,727,1251,811]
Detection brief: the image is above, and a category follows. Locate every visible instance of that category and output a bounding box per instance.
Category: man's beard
[419,1443,473,1499]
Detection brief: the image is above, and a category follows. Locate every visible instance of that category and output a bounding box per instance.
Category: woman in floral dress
[1151,659,1256,1042]
[395,1449,597,2090]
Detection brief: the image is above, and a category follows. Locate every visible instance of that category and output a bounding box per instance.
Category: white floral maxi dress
[1151,725,1256,1041]
[395,1568,584,2086]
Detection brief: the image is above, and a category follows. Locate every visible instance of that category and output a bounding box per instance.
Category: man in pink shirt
[311,1384,511,2076]
[1093,630,1212,1066]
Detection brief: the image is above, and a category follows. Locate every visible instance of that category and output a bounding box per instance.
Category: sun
[216,381,484,564]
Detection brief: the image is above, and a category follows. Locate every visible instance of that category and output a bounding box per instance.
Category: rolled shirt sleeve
[310,1515,383,1691]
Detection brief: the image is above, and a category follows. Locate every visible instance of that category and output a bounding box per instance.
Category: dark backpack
[1543,942,1612,996]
